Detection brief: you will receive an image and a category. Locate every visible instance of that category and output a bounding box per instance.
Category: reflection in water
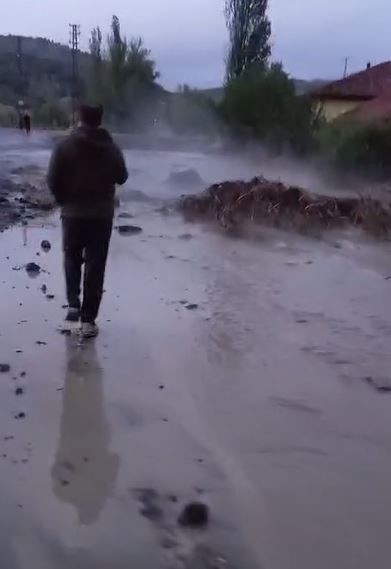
[52,339,119,525]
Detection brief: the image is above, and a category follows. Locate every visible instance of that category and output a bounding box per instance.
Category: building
[311,61,391,122]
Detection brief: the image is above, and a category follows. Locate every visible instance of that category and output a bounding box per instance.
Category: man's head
[79,104,104,128]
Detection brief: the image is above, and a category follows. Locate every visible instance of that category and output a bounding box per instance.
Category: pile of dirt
[179,176,391,237]
[0,166,55,231]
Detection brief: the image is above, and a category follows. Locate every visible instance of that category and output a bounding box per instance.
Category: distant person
[23,112,31,134]
[47,104,128,338]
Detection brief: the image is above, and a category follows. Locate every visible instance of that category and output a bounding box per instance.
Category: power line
[69,24,81,126]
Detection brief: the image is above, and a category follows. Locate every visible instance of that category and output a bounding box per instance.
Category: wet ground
[1,129,391,569]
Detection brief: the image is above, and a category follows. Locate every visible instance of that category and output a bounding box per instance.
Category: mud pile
[0,166,55,230]
[179,177,391,237]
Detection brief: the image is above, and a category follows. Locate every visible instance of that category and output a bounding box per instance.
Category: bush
[33,101,70,129]
[318,122,391,178]
[0,104,18,127]
[219,64,317,153]
[167,87,220,135]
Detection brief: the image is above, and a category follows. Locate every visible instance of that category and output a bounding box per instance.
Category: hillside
[0,34,330,110]
[0,35,90,107]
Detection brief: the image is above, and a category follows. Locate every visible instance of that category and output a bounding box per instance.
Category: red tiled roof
[311,61,391,100]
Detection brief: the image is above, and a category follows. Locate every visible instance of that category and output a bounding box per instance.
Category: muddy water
[0,129,391,568]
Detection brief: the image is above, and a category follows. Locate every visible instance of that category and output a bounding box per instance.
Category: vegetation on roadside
[219,64,317,153]
[317,121,391,178]
[219,0,391,177]
[0,3,390,180]
[167,85,220,135]
[216,0,318,153]
[87,16,162,128]
[0,103,18,127]
[33,100,70,129]
[0,18,162,130]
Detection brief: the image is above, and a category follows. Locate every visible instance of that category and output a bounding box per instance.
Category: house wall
[315,99,360,122]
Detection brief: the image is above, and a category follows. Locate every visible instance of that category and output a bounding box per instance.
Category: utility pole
[16,36,23,77]
[343,56,350,78]
[16,36,25,127]
[69,24,81,126]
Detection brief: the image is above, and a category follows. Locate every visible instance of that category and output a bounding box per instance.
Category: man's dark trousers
[62,217,113,323]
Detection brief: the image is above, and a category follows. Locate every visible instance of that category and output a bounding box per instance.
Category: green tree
[220,65,316,152]
[88,26,103,103]
[127,37,159,84]
[98,15,159,123]
[107,15,128,106]
[89,27,103,62]
[225,0,271,82]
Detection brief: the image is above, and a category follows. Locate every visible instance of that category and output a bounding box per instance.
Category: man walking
[47,105,128,338]
[23,112,31,134]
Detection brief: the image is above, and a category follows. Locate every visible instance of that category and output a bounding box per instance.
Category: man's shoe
[65,307,80,322]
[80,322,99,339]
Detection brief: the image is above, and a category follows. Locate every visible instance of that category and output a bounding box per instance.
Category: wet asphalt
[0,128,390,568]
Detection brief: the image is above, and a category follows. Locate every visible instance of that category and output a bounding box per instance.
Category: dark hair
[79,104,104,127]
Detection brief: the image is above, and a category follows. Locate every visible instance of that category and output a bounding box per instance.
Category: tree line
[86,16,162,128]
[0,4,388,176]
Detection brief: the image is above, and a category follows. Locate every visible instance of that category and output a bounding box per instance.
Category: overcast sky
[0,0,389,89]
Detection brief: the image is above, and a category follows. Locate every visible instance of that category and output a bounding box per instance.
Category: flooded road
[0,129,391,568]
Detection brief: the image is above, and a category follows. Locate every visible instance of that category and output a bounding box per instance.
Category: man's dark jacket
[47,126,128,218]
